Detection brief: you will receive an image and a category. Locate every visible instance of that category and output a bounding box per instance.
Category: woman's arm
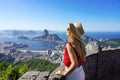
[62,43,78,76]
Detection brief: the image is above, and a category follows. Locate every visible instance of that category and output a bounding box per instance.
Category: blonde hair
[69,33,86,62]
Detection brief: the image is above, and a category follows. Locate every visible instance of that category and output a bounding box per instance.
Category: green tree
[0,70,6,80]
[19,64,28,76]
[0,61,9,70]
[6,65,20,80]
[15,59,58,71]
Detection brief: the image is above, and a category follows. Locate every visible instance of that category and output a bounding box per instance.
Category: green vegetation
[0,59,58,80]
[0,61,9,70]
[0,70,6,80]
[15,58,58,72]
[0,61,27,80]
[19,64,28,76]
[6,65,20,80]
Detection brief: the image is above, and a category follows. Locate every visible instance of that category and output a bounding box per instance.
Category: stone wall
[83,49,120,80]
[18,49,120,80]
[18,65,65,80]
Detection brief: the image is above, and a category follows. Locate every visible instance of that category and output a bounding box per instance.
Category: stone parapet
[18,49,120,80]
[18,65,64,80]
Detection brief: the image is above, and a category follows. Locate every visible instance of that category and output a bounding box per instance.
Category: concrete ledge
[36,71,50,80]
[18,65,65,80]
[18,71,40,80]
[49,64,65,80]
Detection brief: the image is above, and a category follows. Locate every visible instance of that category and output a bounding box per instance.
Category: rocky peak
[42,29,49,37]
[32,30,62,42]
[47,34,62,41]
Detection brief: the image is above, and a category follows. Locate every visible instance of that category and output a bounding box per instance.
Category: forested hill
[0,59,58,80]
[15,59,58,71]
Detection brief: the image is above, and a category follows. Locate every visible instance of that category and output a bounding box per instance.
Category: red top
[64,42,84,67]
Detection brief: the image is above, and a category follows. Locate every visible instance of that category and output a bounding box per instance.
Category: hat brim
[75,23,84,35]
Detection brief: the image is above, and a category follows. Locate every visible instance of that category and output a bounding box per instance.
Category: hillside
[99,38,120,48]
[81,35,98,44]
[15,58,58,72]
[0,59,58,80]
[0,53,15,63]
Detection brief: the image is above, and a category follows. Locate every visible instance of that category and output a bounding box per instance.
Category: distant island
[18,29,63,42]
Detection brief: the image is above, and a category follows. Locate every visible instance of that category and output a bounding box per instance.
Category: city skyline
[0,0,120,31]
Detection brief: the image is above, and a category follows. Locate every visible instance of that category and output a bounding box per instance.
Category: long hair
[69,33,86,62]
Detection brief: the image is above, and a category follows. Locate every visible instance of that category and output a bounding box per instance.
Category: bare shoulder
[66,43,71,48]
[66,43,72,51]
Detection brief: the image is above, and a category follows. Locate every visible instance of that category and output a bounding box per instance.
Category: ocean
[57,31,120,41]
[85,32,120,41]
[0,32,120,50]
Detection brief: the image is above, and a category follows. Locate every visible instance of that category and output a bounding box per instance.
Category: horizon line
[0,29,120,32]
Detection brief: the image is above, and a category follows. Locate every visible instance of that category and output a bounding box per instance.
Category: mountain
[41,29,49,37]
[32,29,63,42]
[17,36,29,39]
[81,35,98,44]
[0,53,15,63]
[81,35,120,48]
[99,38,120,48]
[0,30,38,36]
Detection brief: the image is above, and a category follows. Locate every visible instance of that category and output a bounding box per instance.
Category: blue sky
[0,0,120,31]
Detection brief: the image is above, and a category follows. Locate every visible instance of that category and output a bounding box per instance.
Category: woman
[56,22,86,80]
